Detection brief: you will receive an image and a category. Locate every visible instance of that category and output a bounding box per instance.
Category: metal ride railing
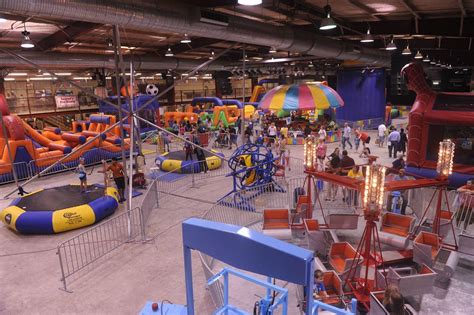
[56,206,143,292]
[452,192,474,236]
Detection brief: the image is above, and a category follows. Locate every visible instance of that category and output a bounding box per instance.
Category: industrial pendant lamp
[414,50,423,59]
[165,47,173,57]
[209,50,215,60]
[422,54,430,62]
[385,37,397,51]
[401,43,412,55]
[21,24,34,49]
[269,47,277,53]
[238,0,262,5]
[360,28,374,43]
[181,34,191,44]
[320,1,337,30]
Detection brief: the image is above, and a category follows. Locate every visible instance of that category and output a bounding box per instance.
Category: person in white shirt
[318,125,327,141]
[378,123,387,147]
[342,123,353,150]
[387,128,401,158]
[267,123,277,145]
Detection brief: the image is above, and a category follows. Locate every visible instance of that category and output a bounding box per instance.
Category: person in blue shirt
[387,128,401,158]
[313,270,328,300]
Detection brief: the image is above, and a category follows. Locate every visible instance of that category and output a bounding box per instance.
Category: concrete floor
[1,120,473,315]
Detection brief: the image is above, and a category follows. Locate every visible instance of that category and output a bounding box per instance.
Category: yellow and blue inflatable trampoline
[0,185,119,234]
[156,149,224,173]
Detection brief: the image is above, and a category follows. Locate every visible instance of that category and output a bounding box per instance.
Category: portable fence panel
[453,192,474,236]
[57,207,142,291]
[0,162,30,185]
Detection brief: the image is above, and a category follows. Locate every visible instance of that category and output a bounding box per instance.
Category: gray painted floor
[1,121,473,315]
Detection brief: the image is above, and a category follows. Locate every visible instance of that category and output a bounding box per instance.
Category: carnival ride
[0,184,119,234]
[218,143,284,211]
[140,218,357,315]
[401,62,474,187]
[155,149,224,173]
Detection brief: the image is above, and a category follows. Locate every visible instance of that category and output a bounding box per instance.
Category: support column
[241,45,246,145]
[112,25,129,210]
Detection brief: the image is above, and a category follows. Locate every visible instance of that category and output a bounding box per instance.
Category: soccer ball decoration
[146,84,159,96]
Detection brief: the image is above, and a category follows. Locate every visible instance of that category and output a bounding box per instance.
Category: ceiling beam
[398,0,421,19]
[156,37,222,57]
[458,0,467,16]
[347,0,382,21]
[36,21,101,51]
[182,0,237,7]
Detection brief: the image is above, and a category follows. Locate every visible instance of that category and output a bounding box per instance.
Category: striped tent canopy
[258,83,344,111]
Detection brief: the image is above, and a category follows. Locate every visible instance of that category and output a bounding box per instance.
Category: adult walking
[387,128,401,159]
[378,123,387,147]
[342,123,353,150]
[397,128,408,155]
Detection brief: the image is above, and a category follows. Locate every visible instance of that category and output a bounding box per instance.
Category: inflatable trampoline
[0,185,119,234]
[156,150,224,173]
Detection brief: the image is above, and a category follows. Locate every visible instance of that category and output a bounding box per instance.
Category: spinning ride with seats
[218,143,285,211]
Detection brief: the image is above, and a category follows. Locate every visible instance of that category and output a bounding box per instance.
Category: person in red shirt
[355,128,370,152]
[106,158,126,203]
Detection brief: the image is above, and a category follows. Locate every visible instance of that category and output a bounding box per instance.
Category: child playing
[313,270,328,300]
[76,157,87,193]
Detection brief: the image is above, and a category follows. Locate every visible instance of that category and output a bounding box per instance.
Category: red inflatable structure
[401,62,474,187]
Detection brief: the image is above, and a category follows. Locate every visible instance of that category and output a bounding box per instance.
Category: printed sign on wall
[55,95,79,109]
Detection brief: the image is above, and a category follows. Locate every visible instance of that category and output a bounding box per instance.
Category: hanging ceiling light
[238,0,262,5]
[414,50,423,59]
[436,60,441,66]
[21,24,34,49]
[308,61,314,68]
[269,47,277,53]
[209,50,215,60]
[320,2,337,30]
[385,38,397,51]
[422,54,430,62]
[181,34,191,44]
[401,43,412,55]
[430,59,436,65]
[165,47,173,57]
[360,28,374,43]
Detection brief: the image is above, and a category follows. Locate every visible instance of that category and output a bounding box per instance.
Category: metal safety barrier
[0,161,30,185]
[452,192,474,236]
[56,206,143,292]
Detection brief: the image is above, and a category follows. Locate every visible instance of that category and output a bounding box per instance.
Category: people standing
[378,123,387,147]
[194,146,208,173]
[316,138,327,166]
[184,139,194,161]
[267,122,277,144]
[326,148,340,201]
[342,123,353,150]
[397,128,408,156]
[106,158,126,203]
[387,128,401,158]
[318,125,327,142]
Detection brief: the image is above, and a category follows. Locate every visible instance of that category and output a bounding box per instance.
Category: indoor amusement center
[0,1,474,314]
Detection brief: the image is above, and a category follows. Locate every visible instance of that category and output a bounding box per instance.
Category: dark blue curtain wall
[336,68,386,121]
